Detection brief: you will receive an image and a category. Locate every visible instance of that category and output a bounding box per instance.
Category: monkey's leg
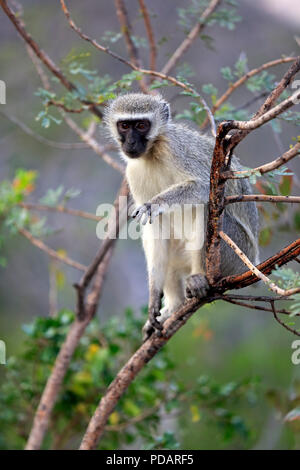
[142,270,185,341]
[162,270,185,319]
[142,225,169,339]
[185,249,209,299]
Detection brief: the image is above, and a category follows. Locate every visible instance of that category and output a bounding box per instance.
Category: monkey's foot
[142,307,170,342]
[185,274,209,299]
[132,202,166,225]
[142,320,155,342]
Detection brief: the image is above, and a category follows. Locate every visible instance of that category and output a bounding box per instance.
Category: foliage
[0,170,82,267]
[0,308,261,450]
[178,0,241,35]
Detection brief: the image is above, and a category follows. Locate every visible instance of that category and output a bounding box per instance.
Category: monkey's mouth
[125,151,143,158]
[123,146,145,158]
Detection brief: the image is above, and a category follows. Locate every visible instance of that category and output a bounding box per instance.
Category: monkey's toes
[149,307,163,331]
[142,308,163,341]
[142,320,155,342]
[186,274,209,299]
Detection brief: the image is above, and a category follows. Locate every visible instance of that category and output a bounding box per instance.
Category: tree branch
[25,179,129,450]
[58,0,216,135]
[228,87,300,131]
[0,110,91,150]
[201,56,296,129]
[225,194,300,204]
[18,227,86,271]
[227,56,300,150]
[222,141,300,180]
[138,0,157,74]
[220,231,300,297]
[160,0,222,76]
[79,238,300,450]
[19,202,103,222]
[271,300,300,337]
[0,0,103,119]
[25,247,113,450]
[62,113,125,174]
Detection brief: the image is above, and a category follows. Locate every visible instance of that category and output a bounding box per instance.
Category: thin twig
[26,44,51,90]
[62,113,125,174]
[220,295,296,316]
[0,110,91,150]
[222,142,300,179]
[220,230,300,297]
[114,0,140,67]
[47,99,88,114]
[18,227,86,271]
[227,57,300,150]
[19,202,103,222]
[160,0,222,76]
[201,56,296,129]
[228,87,300,132]
[0,0,103,119]
[138,0,157,75]
[225,194,300,204]
[59,0,135,70]
[271,300,300,337]
[58,0,215,135]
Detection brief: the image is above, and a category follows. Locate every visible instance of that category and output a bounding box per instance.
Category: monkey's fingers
[132,203,152,224]
[131,205,143,219]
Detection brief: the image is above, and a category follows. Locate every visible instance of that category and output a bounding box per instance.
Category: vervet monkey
[105,93,259,339]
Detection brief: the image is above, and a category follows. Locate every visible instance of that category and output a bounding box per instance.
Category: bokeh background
[0,0,300,449]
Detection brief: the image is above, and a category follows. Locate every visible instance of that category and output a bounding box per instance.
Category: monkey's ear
[161,102,171,123]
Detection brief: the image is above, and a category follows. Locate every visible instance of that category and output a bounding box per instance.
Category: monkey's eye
[136,121,149,131]
[118,122,130,131]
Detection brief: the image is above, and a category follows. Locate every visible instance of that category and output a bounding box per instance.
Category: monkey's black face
[117,119,151,158]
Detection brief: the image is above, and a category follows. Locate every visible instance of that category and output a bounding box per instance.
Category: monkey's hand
[132,202,167,225]
[186,274,209,299]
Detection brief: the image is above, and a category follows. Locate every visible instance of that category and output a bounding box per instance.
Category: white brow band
[113,112,154,122]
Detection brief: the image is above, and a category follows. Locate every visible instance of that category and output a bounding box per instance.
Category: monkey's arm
[133,179,209,224]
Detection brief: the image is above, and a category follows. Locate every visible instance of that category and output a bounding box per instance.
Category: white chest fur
[125,135,186,205]
[126,157,179,205]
